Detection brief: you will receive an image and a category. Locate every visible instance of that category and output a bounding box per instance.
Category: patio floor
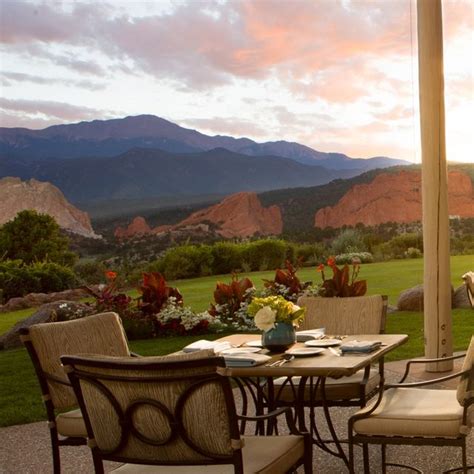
[1,358,472,473]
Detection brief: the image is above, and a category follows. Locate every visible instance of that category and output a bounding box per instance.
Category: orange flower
[327,256,336,267]
[316,264,325,272]
[105,271,117,281]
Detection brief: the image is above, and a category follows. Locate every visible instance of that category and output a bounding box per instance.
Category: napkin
[182,340,233,353]
[340,340,382,353]
[224,353,272,367]
[296,329,325,342]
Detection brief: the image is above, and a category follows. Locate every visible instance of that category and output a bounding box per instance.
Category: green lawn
[0,255,473,427]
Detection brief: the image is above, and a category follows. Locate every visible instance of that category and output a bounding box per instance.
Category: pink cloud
[0,98,120,124]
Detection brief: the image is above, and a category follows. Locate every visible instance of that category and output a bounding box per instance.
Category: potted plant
[247,295,305,352]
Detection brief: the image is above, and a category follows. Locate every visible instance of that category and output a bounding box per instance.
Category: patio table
[216,333,408,468]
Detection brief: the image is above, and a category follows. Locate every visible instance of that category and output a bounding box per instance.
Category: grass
[0,254,473,427]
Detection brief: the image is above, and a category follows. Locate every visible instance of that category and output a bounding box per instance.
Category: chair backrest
[462,272,474,307]
[296,295,388,335]
[21,312,130,409]
[457,336,474,406]
[61,351,242,468]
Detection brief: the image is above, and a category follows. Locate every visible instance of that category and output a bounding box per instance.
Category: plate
[245,340,263,348]
[219,347,261,355]
[285,347,324,357]
[305,339,341,347]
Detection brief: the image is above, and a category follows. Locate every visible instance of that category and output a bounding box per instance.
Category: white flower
[290,303,301,313]
[254,306,276,332]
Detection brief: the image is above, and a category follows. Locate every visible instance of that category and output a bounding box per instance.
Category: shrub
[0,260,78,302]
[405,247,422,258]
[294,243,326,266]
[241,239,287,271]
[331,229,367,255]
[335,252,374,264]
[211,242,242,274]
[158,245,213,279]
[376,232,423,259]
[73,259,107,285]
[137,272,183,315]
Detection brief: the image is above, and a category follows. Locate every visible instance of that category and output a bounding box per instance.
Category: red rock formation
[178,192,282,238]
[114,216,151,239]
[314,170,474,228]
[0,177,100,238]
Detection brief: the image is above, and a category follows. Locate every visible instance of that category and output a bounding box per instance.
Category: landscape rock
[397,284,425,311]
[114,192,283,239]
[115,216,152,239]
[0,288,92,313]
[0,301,95,350]
[397,284,456,311]
[178,192,282,238]
[315,170,474,228]
[453,284,472,309]
[0,177,101,239]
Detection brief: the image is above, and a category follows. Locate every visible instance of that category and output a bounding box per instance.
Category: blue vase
[262,322,296,352]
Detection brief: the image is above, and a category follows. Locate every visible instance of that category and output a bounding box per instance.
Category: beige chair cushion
[296,295,386,335]
[29,312,130,409]
[273,369,380,403]
[354,387,466,438]
[456,336,474,405]
[56,408,87,438]
[111,435,305,473]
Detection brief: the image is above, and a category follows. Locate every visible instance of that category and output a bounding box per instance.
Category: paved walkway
[1,359,472,473]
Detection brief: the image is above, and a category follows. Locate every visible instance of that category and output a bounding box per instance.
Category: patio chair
[348,336,474,473]
[20,312,132,474]
[61,350,313,474]
[273,295,388,408]
[462,271,474,307]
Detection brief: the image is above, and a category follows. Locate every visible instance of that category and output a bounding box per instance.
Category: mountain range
[0,114,411,204]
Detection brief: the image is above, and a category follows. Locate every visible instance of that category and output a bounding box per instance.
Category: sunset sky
[0,0,472,163]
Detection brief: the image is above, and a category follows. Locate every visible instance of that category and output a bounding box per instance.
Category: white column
[417,0,453,372]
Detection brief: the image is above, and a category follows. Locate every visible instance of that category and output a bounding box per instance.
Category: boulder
[0,301,95,350]
[0,288,91,313]
[397,284,424,311]
[452,285,472,309]
[397,284,456,311]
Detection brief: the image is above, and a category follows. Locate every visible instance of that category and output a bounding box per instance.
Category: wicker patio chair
[20,312,132,474]
[273,295,388,408]
[348,336,474,473]
[61,350,313,474]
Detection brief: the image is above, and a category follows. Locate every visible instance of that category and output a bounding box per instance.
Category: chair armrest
[388,368,470,389]
[399,352,466,382]
[130,352,142,357]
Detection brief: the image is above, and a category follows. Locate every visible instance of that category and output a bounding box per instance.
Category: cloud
[0,98,120,123]
[1,71,106,91]
[182,116,267,138]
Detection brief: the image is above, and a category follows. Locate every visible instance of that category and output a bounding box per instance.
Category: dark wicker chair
[20,312,132,474]
[348,336,474,473]
[462,271,474,307]
[61,350,313,474]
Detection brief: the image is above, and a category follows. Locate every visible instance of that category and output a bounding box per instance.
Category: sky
[0,0,472,163]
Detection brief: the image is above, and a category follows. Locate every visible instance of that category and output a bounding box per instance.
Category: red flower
[105,271,117,281]
[316,264,325,272]
[327,256,336,267]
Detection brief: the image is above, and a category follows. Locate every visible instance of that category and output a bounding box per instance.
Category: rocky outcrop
[175,192,282,238]
[0,301,95,350]
[0,288,94,313]
[114,192,283,239]
[315,170,474,228]
[115,216,152,239]
[0,177,100,238]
